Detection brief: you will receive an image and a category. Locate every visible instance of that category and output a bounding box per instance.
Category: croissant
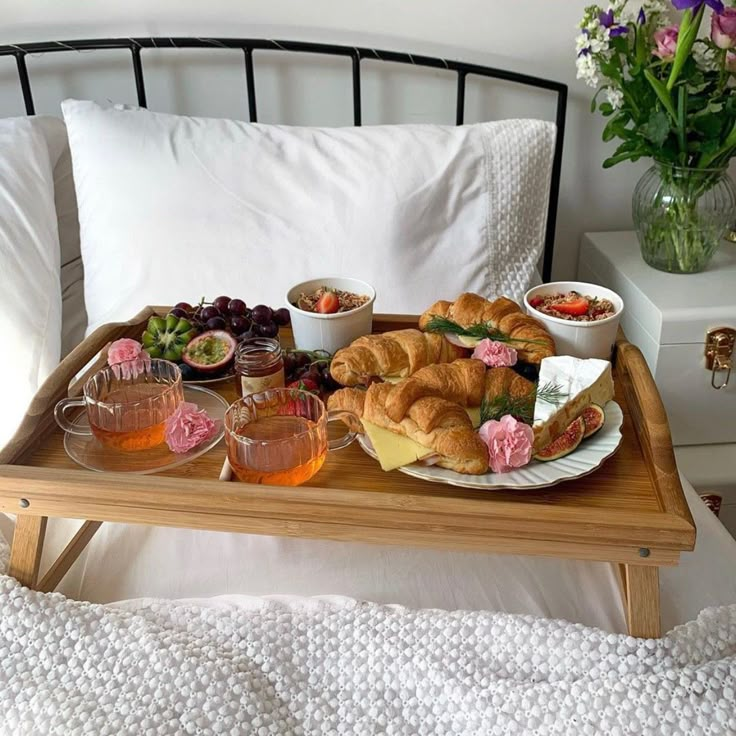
[418,293,556,364]
[330,329,465,387]
[385,359,487,423]
[385,360,535,423]
[328,383,489,475]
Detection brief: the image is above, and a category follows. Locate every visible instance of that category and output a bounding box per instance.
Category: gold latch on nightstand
[705,327,735,390]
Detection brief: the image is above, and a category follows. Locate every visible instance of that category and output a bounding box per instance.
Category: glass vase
[632,162,736,274]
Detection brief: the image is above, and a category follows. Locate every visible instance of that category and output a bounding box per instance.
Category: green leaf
[693,115,723,139]
[641,109,670,147]
[644,70,678,123]
[667,6,704,91]
[599,102,614,116]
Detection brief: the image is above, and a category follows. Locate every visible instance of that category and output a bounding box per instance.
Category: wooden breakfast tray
[0,307,695,638]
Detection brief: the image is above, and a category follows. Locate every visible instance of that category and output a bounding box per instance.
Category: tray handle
[615,333,694,530]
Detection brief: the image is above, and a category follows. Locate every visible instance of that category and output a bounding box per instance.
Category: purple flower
[638,8,646,24]
[672,0,724,13]
[599,8,629,36]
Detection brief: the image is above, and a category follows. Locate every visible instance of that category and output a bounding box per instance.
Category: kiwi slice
[141,314,197,361]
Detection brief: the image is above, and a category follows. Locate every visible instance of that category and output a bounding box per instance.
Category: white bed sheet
[0,473,725,634]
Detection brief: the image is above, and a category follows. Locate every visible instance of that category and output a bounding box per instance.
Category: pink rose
[713,8,736,49]
[164,402,218,454]
[653,25,679,61]
[471,339,518,368]
[479,415,534,474]
[727,51,736,72]
[108,338,151,380]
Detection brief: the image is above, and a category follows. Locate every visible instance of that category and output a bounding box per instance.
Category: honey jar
[234,338,285,397]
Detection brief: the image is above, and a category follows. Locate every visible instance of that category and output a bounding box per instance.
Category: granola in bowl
[295,286,371,315]
[528,291,617,322]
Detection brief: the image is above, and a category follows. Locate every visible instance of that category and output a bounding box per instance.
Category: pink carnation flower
[108,338,151,380]
[472,339,518,368]
[165,402,218,454]
[479,415,534,474]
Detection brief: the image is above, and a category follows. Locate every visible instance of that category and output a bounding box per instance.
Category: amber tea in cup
[55,359,184,451]
[225,388,358,486]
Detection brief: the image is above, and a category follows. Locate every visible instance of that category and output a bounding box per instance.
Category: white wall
[0,0,651,279]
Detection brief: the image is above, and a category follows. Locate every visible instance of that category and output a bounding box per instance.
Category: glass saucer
[63,385,229,474]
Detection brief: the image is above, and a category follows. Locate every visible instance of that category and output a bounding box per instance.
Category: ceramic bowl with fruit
[286,278,376,354]
[141,296,291,383]
[523,281,624,360]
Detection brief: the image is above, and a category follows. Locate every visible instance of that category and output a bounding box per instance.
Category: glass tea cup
[54,359,184,452]
[224,388,358,486]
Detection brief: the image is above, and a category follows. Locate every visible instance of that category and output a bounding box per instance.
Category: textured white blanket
[1,572,735,736]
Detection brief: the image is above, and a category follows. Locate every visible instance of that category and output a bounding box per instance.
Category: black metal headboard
[0,37,567,281]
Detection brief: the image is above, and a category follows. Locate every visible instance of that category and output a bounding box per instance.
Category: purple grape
[257,321,279,338]
[251,305,273,326]
[230,315,251,335]
[200,305,220,322]
[174,302,193,313]
[206,316,227,331]
[228,298,247,316]
[273,307,291,326]
[238,327,258,342]
[169,307,188,319]
[213,296,231,314]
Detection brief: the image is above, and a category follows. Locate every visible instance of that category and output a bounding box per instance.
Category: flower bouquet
[577,0,736,272]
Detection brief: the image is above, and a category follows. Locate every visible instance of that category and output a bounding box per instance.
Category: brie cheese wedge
[532,356,614,450]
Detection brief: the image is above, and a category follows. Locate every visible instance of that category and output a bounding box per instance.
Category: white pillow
[32,118,87,357]
[0,117,62,450]
[61,99,555,334]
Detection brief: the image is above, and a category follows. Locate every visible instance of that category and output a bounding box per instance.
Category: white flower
[605,87,625,110]
[576,52,602,88]
[693,43,719,72]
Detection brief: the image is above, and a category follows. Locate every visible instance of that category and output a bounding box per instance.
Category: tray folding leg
[617,563,661,638]
[9,515,102,592]
[8,515,47,589]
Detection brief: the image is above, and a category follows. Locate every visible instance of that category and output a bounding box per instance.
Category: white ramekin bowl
[286,277,376,353]
[523,281,624,360]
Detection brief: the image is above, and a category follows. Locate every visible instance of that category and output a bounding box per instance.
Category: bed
[0,36,735,637]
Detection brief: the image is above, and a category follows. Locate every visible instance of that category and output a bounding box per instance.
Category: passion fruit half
[181,330,237,373]
[534,415,585,462]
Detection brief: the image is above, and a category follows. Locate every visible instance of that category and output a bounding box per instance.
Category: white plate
[357,401,624,490]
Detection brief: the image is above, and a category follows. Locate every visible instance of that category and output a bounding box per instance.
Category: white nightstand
[578,232,736,535]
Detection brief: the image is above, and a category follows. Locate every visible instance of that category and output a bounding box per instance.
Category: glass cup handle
[54,398,92,435]
[326,409,359,450]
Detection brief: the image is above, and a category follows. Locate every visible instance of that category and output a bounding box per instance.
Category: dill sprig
[480,382,567,425]
[424,315,547,346]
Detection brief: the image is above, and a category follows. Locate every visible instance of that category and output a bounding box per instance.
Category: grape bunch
[170,296,291,340]
[284,349,341,397]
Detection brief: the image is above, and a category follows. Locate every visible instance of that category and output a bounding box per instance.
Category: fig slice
[181,330,236,373]
[534,416,585,462]
[581,403,605,439]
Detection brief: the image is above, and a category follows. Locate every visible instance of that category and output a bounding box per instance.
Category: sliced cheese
[362,406,481,472]
[457,335,481,348]
[362,420,433,471]
[466,406,481,429]
[532,356,613,449]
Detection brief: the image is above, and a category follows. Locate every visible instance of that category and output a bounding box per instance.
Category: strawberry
[528,296,544,309]
[553,297,589,317]
[287,378,320,394]
[314,290,340,314]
